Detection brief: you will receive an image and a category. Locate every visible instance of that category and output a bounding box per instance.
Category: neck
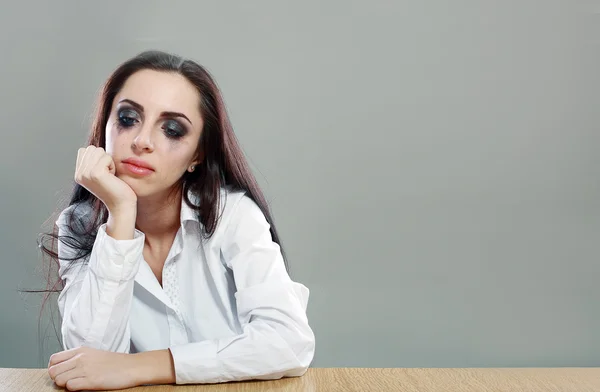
[135,187,182,239]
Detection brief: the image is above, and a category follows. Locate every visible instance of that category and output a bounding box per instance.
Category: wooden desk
[2,368,600,391]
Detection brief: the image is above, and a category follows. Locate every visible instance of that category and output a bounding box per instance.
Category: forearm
[106,205,137,240]
[59,216,144,351]
[168,320,314,384]
[61,274,135,352]
[131,349,176,386]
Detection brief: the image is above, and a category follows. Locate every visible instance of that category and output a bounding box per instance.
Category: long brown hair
[33,50,288,338]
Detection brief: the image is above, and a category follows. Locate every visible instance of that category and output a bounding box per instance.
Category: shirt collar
[179,186,231,227]
[180,189,200,225]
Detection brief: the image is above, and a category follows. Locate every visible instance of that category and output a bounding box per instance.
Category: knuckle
[65,379,77,391]
[54,374,66,387]
[88,170,100,181]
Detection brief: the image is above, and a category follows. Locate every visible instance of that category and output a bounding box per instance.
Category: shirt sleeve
[56,206,145,353]
[169,195,316,384]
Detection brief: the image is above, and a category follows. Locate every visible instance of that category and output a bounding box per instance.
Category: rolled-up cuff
[88,224,145,281]
[170,340,222,384]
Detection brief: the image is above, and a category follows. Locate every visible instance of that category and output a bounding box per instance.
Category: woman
[41,50,315,390]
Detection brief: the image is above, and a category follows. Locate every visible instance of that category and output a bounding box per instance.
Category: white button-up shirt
[55,189,315,384]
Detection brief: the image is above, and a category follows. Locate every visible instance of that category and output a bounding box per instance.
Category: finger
[65,377,87,391]
[75,148,88,181]
[48,347,80,367]
[107,155,116,175]
[48,355,78,380]
[78,146,95,175]
[97,153,116,176]
[53,367,83,388]
[80,145,96,163]
[86,150,112,180]
[81,146,104,176]
[75,148,85,172]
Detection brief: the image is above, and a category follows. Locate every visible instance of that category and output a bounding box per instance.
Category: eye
[162,120,186,139]
[117,109,139,128]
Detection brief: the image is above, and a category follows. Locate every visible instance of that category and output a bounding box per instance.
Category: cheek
[105,125,129,156]
[161,144,196,174]
[104,124,117,155]
[168,151,193,172]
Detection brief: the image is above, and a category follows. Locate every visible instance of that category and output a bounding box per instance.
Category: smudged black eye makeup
[115,106,188,140]
[117,108,140,128]
[162,119,187,139]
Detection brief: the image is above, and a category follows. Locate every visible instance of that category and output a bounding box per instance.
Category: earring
[188,164,196,172]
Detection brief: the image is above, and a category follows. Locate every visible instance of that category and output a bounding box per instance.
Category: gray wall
[1,1,598,368]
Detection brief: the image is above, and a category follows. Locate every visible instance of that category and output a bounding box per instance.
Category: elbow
[253,323,315,380]
[61,323,96,352]
[281,326,316,378]
[61,317,86,351]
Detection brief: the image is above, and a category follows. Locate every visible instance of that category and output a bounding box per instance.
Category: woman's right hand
[75,146,137,214]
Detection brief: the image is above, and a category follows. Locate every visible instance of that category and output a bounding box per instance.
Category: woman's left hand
[48,346,139,391]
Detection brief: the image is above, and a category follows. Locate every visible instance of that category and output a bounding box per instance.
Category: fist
[48,346,139,391]
[75,146,137,212]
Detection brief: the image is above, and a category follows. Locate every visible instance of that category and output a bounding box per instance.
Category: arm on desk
[56,207,143,353]
[165,195,315,384]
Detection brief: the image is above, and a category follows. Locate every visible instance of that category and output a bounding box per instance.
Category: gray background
[1,0,598,368]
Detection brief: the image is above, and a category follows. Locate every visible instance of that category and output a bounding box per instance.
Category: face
[105,69,204,199]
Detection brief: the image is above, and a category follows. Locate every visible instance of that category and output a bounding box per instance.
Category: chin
[118,176,150,197]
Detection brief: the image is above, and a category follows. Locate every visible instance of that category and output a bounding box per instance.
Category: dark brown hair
[33,50,288,328]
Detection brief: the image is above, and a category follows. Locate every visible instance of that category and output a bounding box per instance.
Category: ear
[187,151,204,173]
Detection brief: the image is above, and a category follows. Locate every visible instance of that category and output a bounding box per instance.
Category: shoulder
[215,188,270,239]
[221,188,262,218]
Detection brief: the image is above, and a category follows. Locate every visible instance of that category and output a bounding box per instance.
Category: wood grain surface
[2,367,600,391]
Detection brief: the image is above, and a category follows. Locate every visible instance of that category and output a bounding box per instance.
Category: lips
[122,158,154,171]
[121,158,155,176]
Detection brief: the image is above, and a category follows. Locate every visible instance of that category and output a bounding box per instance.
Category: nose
[131,125,154,153]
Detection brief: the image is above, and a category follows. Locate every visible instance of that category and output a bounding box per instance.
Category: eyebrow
[117,98,193,126]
